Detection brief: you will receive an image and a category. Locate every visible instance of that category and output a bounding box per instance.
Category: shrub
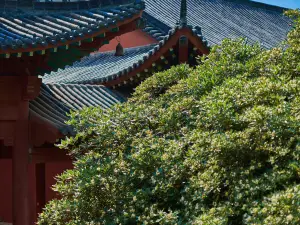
[38,10,300,225]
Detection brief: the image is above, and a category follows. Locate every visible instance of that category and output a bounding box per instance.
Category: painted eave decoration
[0,1,145,58]
[43,22,209,86]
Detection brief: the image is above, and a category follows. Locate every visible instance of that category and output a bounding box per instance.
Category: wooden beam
[183,27,210,55]
[178,35,189,64]
[29,111,65,147]
[31,147,71,163]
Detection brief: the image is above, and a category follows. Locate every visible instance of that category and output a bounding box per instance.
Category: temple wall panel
[0,160,73,223]
[0,159,12,223]
[99,30,157,53]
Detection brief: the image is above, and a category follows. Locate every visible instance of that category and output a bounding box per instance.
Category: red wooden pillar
[12,76,42,225]
[178,35,189,64]
[35,163,46,221]
[13,100,30,225]
[28,162,46,224]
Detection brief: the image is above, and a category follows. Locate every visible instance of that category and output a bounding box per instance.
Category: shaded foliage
[38,10,300,225]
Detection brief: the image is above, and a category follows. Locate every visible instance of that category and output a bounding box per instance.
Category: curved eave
[30,110,66,147]
[29,83,124,145]
[43,25,209,85]
[0,3,145,56]
[46,83,125,110]
[102,25,210,86]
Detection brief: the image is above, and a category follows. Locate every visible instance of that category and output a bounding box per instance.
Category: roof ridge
[91,43,157,56]
[179,0,187,26]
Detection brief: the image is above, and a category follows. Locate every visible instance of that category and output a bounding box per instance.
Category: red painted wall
[0,160,12,223]
[0,160,73,223]
[99,30,157,52]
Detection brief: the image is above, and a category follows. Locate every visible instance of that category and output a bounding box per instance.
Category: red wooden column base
[35,163,46,222]
[13,101,30,225]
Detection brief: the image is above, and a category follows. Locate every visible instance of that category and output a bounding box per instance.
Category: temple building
[44,0,292,93]
[0,0,292,224]
[0,0,144,224]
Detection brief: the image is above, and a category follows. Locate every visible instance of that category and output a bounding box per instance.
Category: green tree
[38,10,300,225]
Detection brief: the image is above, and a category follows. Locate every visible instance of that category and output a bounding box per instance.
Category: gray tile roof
[0,1,144,52]
[42,23,207,85]
[43,0,292,85]
[32,0,136,10]
[43,43,157,84]
[143,0,291,48]
[30,83,124,135]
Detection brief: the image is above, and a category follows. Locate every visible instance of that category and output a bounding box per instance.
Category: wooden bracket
[22,76,42,101]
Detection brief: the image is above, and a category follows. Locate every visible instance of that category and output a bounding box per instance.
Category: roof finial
[180,0,187,26]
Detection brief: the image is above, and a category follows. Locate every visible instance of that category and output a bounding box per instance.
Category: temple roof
[30,83,124,135]
[1,0,139,10]
[10,1,137,10]
[143,0,291,48]
[43,24,207,85]
[0,1,144,54]
[33,0,133,10]
[43,43,157,84]
[43,0,292,85]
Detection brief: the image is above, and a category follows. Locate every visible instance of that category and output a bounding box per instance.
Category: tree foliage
[38,10,300,225]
